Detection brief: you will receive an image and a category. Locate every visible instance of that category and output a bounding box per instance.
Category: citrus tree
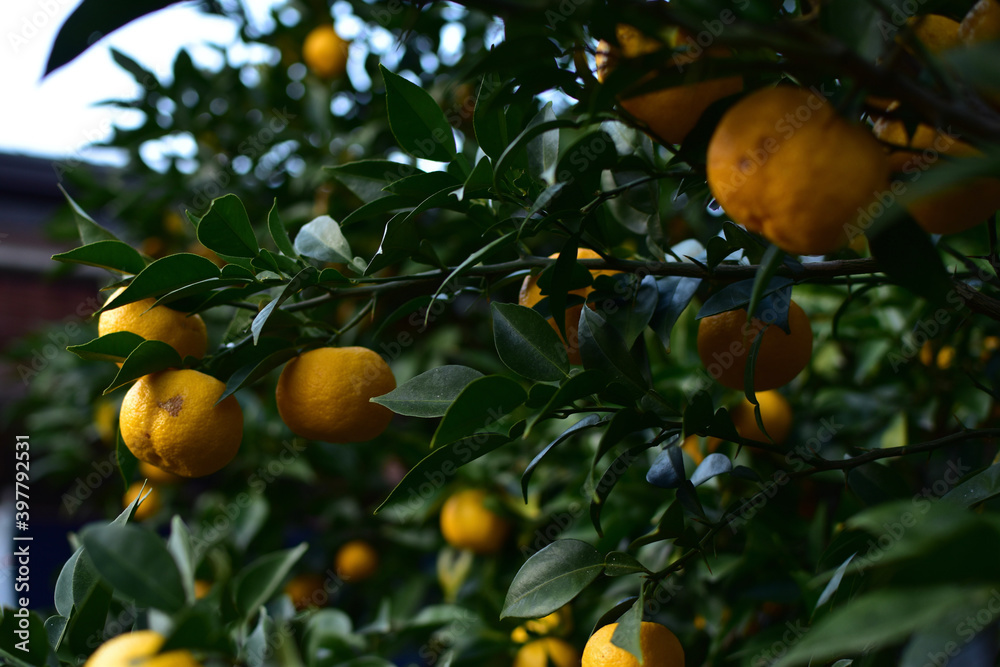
[6,0,1000,666]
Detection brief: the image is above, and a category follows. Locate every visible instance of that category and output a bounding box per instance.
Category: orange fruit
[139,461,181,484]
[873,106,1000,234]
[697,300,813,391]
[276,347,396,443]
[707,86,889,255]
[582,622,684,667]
[439,489,510,554]
[960,0,1000,43]
[596,24,742,145]
[335,540,379,582]
[120,369,244,477]
[519,248,618,365]
[514,637,580,667]
[904,15,962,52]
[193,580,212,599]
[84,630,201,667]
[303,25,349,79]
[284,573,327,610]
[98,287,207,361]
[729,390,793,444]
[122,482,160,521]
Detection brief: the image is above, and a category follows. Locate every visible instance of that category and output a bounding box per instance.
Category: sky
[0,0,278,164]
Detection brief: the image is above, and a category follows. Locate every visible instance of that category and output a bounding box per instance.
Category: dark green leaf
[251,268,317,343]
[372,365,484,417]
[81,524,186,612]
[267,200,300,259]
[117,428,138,488]
[943,464,1000,507]
[197,194,259,259]
[52,240,147,274]
[233,543,309,618]
[696,277,794,320]
[432,375,527,447]
[869,216,950,303]
[593,443,653,536]
[0,608,48,666]
[775,586,994,667]
[611,593,644,662]
[374,434,511,518]
[526,103,558,181]
[104,340,184,394]
[522,414,605,501]
[67,331,145,363]
[59,184,119,245]
[603,552,648,577]
[501,539,604,619]
[491,302,570,382]
[326,160,419,203]
[381,65,456,162]
[45,1,179,74]
[578,308,648,395]
[527,370,609,434]
[455,155,494,200]
[98,254,220,311]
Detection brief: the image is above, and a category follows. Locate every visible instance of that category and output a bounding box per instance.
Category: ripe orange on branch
[276,346,396,443]
[582,622,684,667]
[707,86,889,256]
[596,24,742,146]
[303,25,349,79]
[519,248,618,365]
[98,287,207,361]
[120,369,244,477]
[439,488,510,554]
[697,300,813,391]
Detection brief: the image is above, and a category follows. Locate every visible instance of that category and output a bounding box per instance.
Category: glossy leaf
[81,524,186,612]
[52,240,147,274]
[375,433,511,518]
[233,543,309,618]
[501,539,604,619]
[491,302,570,382]
[646,445,685,489]
[197,194,259,259]
[67,331,145,363]
[293,215,354,264]
[372,365,484,417]
[104,340,184,394]
[690,453,733,486]
[431,375,527,447]
[522,414,605,501]
[381,65,456,162]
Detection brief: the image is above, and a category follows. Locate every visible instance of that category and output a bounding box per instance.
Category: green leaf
[47,4,178,73]
[526,102,558,181]
[54,547,83,617]
[99,254,221,311]
[578,308,648,395]
[59,184,119,244]
[374,433,511,518]
[696,277,793,320]
[815,553,856,610]
[219,345,300,404]
[167,517,196,603]
[611,593,644,662]
[689,453,732,486]
[943,464,1000,507]
[491,302,570,382]
[776,586,994,666]
[67,331,146,363]
[868,216,951,303]
[294,215,354,264]
[372,365,484,417]
[428,231,516,307]
[233,543,309,618]
[431,375,527,447]
[501,539,604,619]
[52,240,147,274]
[745,245,786,324]
[522,414,605,501]
[251,268,317,343]
[159,606,228,654]
[592,444,653,536]
[380,65,456,162]
[455,155,494,201]
[527,370,609,434]
[474,75,509,159]
[267,200,300,259]
[326,160,416,203]
[246,607,276,667]
[493,118,581,189]
[81,524,186,612]
[104,340,184,394]
[603,552,648,577]
[197,194,259,259]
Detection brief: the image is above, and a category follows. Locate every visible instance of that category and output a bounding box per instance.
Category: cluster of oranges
[598,5,1000,257]
[96,287,396,521]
